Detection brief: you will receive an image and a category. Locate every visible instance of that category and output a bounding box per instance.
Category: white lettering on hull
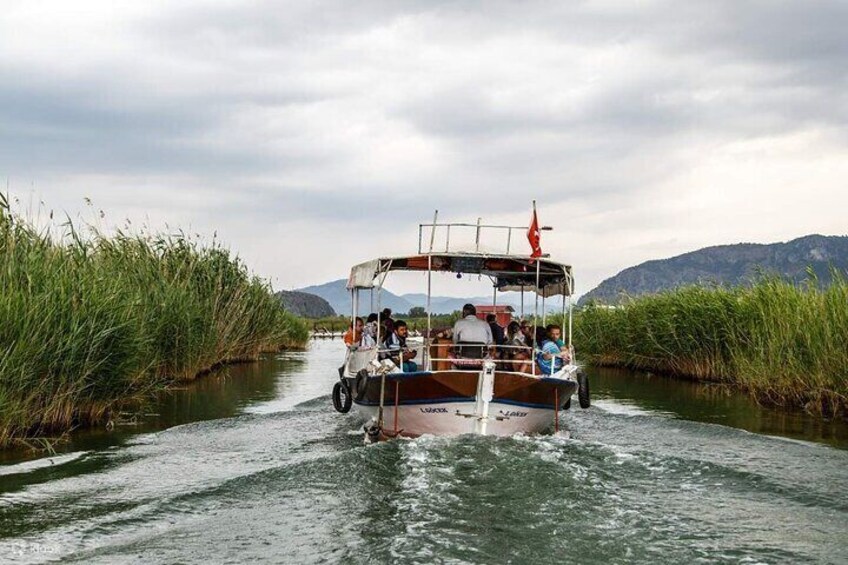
[354,402,557,436]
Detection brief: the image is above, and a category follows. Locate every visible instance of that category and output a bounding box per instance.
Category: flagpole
[531,200,539,376]
[533,250,540,377]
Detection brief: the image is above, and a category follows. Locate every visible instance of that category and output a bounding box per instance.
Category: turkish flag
[527,206,542,261]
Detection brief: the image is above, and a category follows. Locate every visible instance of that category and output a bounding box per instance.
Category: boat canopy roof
[347,253,573,297]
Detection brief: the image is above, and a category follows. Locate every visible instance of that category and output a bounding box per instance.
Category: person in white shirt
[452,304,493,345]
[361,313,378,348]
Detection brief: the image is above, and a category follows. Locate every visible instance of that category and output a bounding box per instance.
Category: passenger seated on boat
[451,304,493,369]
[520,320,535,349]
[361,313,378,347]
[535,325,548,351]
[381,308,395,336]
[383,320,418,372]
[536,324,571,375]
[452,304,493,346]
[506,321,532,373]
[343,317,363,347]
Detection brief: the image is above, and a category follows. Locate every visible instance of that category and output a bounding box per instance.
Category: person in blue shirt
[536,324,571,375]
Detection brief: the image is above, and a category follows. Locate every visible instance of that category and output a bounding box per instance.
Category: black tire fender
[332,381,352,413]
[578,370,590,409]
[354,369,370,401]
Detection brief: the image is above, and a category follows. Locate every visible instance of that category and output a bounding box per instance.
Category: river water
[1,340,847,564]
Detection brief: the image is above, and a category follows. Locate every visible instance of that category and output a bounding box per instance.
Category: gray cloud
[1,0,846,293]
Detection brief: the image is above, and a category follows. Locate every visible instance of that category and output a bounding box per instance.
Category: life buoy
[578,370,590,409]
[354,369,370,401]
[332,381,352,413]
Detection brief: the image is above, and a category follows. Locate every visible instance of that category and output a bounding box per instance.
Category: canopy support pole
[375,260,393,348]
[376,289,381,347]
[425,211,438,371]
[520,285,524,319]
[533,259,540,376]
[426,254,432,370]
[350,289,356,343]
[561,292,567,327]
[568,273,574,351]
[429,210,438,252]
[374,262,394,432]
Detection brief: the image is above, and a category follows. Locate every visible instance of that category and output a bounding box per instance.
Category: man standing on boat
[486,313,506,346]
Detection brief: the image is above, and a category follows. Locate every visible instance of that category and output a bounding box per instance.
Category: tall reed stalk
[0,195,308,447]
[571,276,848,417]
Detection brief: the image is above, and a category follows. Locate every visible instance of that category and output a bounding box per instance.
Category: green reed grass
[571,276,848,417]
[0,195,308,447]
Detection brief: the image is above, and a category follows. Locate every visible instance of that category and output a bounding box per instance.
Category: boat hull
[346,370,577,437]
[353,401,564,436]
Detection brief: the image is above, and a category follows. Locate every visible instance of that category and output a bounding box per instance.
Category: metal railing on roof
[417,217,533,255]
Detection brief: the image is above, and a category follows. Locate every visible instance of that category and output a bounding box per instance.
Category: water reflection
[0,351,308,466]
[2,342,846,468]
[2,341,848,564]
[588,366,848,448]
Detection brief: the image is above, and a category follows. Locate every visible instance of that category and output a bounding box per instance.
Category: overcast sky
[2,0,846,297]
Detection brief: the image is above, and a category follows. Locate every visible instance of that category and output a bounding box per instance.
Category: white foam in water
[0,451,89,477]
[762,433,823,449]
[608,445,637,461]
[592,398,673,418]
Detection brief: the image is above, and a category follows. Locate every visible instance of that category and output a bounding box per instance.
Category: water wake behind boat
[1,342,846,564]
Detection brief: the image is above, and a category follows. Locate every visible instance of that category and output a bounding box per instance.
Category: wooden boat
[330,210,590,440]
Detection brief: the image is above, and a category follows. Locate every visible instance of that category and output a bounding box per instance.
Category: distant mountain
[296,280,533,316]
[276,290,336,318]
[297,280,413,316]
[581,234,848,304]
[401,293,527,315]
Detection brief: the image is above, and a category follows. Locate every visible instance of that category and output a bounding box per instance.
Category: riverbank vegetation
[573,275,848,417]
[0,195,308,448]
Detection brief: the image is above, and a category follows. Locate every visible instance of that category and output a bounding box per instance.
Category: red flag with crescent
[527,204,542,261]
